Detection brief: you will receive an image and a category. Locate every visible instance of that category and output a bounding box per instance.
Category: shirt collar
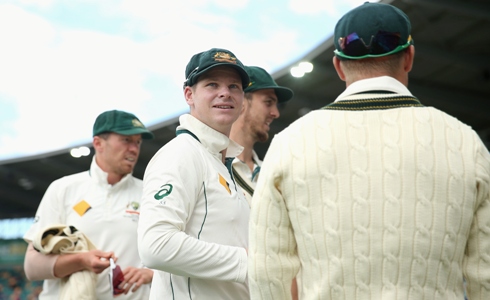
[177,114,243,158]
[251,150,262,166]
[335,76,412,102]
[90,156,131,187]
[232,150,262,167]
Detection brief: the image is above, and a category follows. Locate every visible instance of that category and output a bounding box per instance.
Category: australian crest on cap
[132,119,144,128]
[213,52,237,64]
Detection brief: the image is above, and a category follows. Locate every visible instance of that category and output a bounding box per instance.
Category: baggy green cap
[92,110,154,140]
[183,48,250,88]
[244,66,294,103]
[334,2,413,60]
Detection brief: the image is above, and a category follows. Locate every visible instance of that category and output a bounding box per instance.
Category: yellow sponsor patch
[219,174,231,194]
[73,200,91,216]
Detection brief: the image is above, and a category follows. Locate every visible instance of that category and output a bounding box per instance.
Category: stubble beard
[255,126,269,143]
[246,113,269,143]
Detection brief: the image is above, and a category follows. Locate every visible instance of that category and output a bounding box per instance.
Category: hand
[81,250,115,274]
[117,267,153,294]
[291,277,299,300]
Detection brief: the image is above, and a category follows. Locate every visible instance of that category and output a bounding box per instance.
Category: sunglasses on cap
[335,30,412,59]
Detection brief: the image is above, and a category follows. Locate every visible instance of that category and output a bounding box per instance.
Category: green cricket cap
[92,110,154,139]
[183,48,250,88]
[334,2,413,60]
[244,66,293,103]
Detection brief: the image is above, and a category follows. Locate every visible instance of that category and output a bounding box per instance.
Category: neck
[230,123,256,171]
[237,146,255,171]
[95,155,123,185]
[107,173,123,185]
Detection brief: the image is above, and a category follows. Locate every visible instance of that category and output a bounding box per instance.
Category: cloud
[0,3,182,158]
[289,0,378,15]
[15,0,55,8]
[0,0,360,160]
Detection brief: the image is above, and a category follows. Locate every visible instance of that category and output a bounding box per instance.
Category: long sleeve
[23,179,67,243]
[249,132,300,299]
[137,136,248,283]
[464,133,490,299]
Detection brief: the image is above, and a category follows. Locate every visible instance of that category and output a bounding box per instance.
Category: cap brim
[195,63,250,88]
[273,87,294,103]
[114,128,154,140]
[247,85,294,103]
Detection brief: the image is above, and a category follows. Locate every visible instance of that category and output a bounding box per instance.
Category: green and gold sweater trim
[322,95,423,111]
[232,168,254,196]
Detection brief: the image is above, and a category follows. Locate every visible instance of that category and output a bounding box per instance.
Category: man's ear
[184,86,194,107]
[241,96,250,113]
[92,136,102,152]
[404,45,415,73]
[333,56,346,82]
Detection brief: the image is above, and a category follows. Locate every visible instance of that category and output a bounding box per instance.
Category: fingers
[118,267,148,294]
[91,258,110,274]
[131,281,143,293]
[94,250,116,261]
[82,250,116,274]
[120,267,139,294]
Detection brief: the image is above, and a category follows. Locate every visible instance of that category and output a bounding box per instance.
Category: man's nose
[271,105,280,118]
[218,86,232,98]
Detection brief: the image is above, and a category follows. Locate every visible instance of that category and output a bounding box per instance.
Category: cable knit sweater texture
[248,77,490,300]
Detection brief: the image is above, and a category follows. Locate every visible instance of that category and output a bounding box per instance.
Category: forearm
[25,243,89,279]
[24,243,58,281]
[53,251,86,278]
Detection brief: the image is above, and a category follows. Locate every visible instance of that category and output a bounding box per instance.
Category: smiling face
[93,132,142,184]
[184,66,244,136]
[243,88,280,143]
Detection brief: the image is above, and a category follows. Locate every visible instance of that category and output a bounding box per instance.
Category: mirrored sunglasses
[336,31,412,59]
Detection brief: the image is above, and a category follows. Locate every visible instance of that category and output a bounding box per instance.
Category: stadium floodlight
[70,146,91,158]
[290,61,313,78]
[299,62,313,73]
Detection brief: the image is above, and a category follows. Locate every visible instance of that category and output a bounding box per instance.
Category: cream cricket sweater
[248,77,490,300]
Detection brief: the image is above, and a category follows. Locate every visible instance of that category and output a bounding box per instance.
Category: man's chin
[257,132,269,143]
[122,164,135,174]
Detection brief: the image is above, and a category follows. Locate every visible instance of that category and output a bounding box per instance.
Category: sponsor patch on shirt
[73,200,91,216]
[219,173,231,194]
[124,201,140,222]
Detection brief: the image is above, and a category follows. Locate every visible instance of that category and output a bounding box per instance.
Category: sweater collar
[335,76,412,102]
[323,95,422,111]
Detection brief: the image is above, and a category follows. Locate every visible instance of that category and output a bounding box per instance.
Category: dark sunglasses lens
[344,32,360,45]
[372,32,401,54]
[341,33,369,56]
[343,40,370,56]
[340,31,403,57]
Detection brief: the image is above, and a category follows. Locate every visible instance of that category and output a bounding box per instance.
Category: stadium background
[0,0,488,298]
